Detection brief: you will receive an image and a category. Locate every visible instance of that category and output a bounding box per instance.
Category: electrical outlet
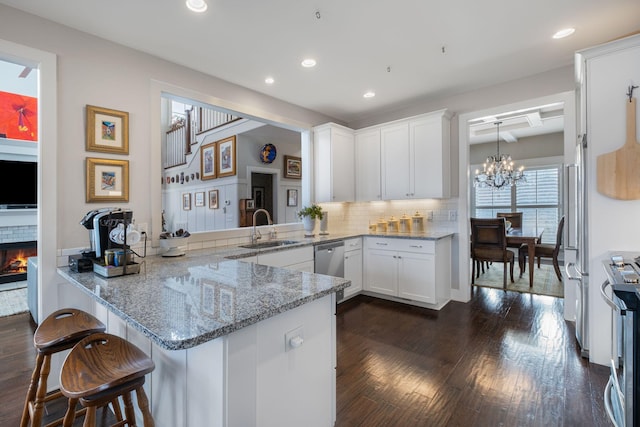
[448,210,457,221]
[427,211,434,221]
[138,223,148,234]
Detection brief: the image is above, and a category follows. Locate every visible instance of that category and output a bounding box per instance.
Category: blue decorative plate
[260,144,277,164]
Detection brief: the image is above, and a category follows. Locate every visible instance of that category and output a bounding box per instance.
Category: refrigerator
[570,33,640,367]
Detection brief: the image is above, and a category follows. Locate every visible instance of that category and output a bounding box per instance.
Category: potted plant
[298,204,324,237]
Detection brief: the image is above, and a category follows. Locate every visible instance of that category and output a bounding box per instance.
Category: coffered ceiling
[0,0,638,124]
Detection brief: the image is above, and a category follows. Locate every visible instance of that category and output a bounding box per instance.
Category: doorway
[456,91,576,315]
[250,170,278,225]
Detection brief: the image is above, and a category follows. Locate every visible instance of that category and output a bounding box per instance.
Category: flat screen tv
[0,160,37,208]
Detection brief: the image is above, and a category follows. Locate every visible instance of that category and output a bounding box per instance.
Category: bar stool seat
[21,308,106,427]
[60,332,155,427]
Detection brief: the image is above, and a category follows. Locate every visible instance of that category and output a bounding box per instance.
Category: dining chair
[470,218,514,289]
[518,216,564,282]
[497,212,524,250]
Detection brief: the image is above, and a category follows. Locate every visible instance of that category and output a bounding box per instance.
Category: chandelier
[474,121,525,190]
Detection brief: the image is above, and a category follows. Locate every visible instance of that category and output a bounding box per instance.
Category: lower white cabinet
[343,238,362,300]
[364,236,451,307]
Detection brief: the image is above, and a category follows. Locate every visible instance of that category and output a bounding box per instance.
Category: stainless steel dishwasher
[314,241,344,278]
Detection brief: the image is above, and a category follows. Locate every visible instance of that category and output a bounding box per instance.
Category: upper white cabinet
[313,123,355,203]
[380,110,452,200]
[355,128,381,201]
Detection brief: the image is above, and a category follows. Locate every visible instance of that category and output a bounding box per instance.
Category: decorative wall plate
[260,143,277,164]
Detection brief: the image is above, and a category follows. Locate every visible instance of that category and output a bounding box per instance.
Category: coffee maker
[80,208,133,259]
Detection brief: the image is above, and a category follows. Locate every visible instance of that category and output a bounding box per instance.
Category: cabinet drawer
[257,246,314,267]
[366,237,434,253]
[343,237,362,251]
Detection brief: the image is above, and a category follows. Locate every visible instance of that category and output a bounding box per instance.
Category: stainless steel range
[602,255,640,427]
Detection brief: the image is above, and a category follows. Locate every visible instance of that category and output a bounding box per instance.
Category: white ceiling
[0,0,638,125]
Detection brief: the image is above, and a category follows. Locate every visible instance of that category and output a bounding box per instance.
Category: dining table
[507,227,544,286]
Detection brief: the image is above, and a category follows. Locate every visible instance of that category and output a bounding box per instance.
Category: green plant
[297,204,324,220]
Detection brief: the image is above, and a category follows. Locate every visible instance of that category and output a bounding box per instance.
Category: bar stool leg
[122,392,136,425]
[83,407,97,427]
[20,352,44,427]
[32,353,52,426]
[135,387,154,427]
[62,398,79,427]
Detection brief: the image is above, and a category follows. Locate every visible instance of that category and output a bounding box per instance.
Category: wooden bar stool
[60,332,155,427]
[20,308,106,427]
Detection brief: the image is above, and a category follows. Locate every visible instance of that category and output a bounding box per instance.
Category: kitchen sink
[239,240,300,249]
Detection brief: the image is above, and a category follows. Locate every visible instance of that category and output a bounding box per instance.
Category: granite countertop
[57,231,452,350]
[59,253,350,350]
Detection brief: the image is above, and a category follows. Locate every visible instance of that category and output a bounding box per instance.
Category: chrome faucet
[251,209,273,244]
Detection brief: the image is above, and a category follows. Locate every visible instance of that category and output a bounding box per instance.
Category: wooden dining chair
[470,218,514,289]
[518,216,564,282]
[497,212,523,250]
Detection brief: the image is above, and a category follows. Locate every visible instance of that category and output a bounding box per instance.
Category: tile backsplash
[318,199,459,235]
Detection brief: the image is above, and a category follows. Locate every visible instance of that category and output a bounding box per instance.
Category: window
[472,165,562,244]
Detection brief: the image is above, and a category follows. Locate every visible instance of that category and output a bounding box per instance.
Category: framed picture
[195,191,205,207]
[85,157,129,203]
[287,189,298,207]
[284,155,302,179]
[253,187,265,208]
[86,105,129,154]
[246,199,255,210]
[209,189,219,209]
[182,193,191,210]
[217,136,236,177]
[200,141,217,180]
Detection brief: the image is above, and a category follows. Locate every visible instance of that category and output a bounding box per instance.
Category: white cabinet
[355,128,381,201]
[364,236,451,307]
[343,238,363,300]
[381,110,451,200]
[313,123,355,203]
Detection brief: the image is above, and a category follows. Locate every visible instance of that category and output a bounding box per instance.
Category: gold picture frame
[200,141,217,180]
[217,136,236,178]
[86,105,129,154]
[284,155,302,179]
[195,191,205,207]
[86,157,129,203]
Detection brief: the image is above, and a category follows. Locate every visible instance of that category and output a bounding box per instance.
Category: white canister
[412,211,424,232]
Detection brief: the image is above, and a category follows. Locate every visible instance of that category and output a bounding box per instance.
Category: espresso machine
[81,208,133,258]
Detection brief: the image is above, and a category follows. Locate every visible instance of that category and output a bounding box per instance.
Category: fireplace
[0,241,37,284]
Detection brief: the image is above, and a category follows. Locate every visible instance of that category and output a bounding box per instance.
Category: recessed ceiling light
[363,91,376,98]
[265,77,275,85]
[186,0,207,13]
[301,58,317,68]
[553,28,575,39]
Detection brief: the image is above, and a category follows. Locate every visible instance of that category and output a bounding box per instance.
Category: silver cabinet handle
[376,242,388,246]
[409,245,423,248]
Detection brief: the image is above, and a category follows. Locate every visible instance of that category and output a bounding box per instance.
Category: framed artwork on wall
[217,136,236,177]
[284,155,302,179]
[86,105,129,154]
[209,189,219,209]
[287,189,298,207]
[253,187,265,208]
[201,141,217,180]
[195,191,205,207]
[182,193,191,210]
[85,157,129,203]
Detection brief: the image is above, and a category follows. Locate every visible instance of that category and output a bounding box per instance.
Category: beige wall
[470,132,564,165]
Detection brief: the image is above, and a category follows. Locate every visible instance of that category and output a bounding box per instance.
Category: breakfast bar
[58,251,350,426]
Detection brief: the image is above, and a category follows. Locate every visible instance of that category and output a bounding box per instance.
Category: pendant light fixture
[474,121,525,190]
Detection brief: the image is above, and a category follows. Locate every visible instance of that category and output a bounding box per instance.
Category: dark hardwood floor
[0,287,609,426]
[336,289,610,427]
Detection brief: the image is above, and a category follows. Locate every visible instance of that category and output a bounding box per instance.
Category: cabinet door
[343,249,362,299]
[355,129,381,201]
[331,127,355,202]
[397,251,436,304]
[365,249,397,296]
[381,123,410,200]
[410,115,450,198]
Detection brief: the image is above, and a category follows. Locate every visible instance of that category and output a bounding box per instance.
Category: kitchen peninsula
[59,250,350,427]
